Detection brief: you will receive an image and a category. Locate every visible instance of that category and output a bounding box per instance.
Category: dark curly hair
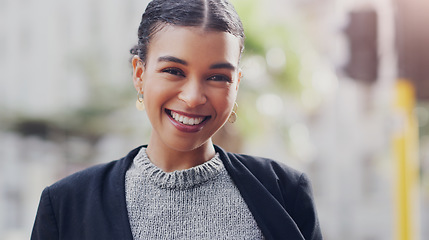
[130,0,245,62]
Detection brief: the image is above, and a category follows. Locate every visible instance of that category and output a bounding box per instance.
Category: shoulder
[47,146,140,197]
[215,145,310,203]
[49,160,117,192]
[32,147,141,239]
[216,145,304,186]
[215,145,322,239]
[230,151,301,177]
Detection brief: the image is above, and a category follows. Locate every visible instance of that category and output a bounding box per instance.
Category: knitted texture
[125,147,264,239]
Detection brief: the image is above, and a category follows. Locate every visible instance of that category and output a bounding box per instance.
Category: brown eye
[162,68,185,77]
[208,75,231,82]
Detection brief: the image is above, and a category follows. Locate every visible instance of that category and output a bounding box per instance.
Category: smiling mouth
[166,109,210,126]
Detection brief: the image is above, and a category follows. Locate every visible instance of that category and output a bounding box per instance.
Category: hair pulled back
[130,0,245,62]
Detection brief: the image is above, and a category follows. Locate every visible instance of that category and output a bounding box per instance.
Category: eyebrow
[158,55,236,71]
[158,56,187,65]
[210,62,236,71]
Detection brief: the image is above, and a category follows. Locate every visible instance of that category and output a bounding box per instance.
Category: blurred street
[1,0,428,239]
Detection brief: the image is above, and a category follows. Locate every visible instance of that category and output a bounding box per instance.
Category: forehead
[146,25,241,66]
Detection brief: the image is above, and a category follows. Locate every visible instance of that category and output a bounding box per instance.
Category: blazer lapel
[102,146,141,239]
[215,145,305,240]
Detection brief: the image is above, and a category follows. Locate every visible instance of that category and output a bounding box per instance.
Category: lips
[165,109,211,132]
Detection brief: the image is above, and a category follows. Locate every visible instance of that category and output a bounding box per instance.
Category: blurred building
[0,0,151,239]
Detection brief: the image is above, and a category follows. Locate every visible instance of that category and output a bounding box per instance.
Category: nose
[178,79,207,108]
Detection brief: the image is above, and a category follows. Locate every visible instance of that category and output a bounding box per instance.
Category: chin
[165,138,212,153]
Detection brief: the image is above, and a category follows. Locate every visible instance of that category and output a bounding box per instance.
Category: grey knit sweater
[125,147,264,240]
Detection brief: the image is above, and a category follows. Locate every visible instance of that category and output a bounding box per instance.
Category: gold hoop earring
[136,91,145,111]
[228,102,238,123]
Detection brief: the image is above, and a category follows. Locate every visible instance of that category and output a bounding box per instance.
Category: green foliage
[233,0,304,93]
[231,0,308,138]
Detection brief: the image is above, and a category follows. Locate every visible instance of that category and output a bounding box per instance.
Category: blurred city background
[1,0,428,239]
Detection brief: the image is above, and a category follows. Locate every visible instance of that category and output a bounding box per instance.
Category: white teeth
[183,117,190,125]
[170,111,204,125]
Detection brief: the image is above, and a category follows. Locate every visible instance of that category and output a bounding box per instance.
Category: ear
[132,55,145,92]
[236,70,242,92]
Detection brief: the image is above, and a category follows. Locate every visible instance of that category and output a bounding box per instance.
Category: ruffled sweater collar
[132,147,224,190]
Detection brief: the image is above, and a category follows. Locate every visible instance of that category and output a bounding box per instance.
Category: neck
[146,137,216,173]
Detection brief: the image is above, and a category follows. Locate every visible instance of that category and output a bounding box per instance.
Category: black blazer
[31,145,322,240]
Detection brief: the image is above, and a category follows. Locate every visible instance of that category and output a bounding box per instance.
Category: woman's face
[133,26,241,152]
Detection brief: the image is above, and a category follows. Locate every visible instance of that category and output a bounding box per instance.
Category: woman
[31,0,322,239]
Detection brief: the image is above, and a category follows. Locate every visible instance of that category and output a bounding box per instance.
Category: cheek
[211,89,237,115]
[143,79,168,110]
[143,73,171,96]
